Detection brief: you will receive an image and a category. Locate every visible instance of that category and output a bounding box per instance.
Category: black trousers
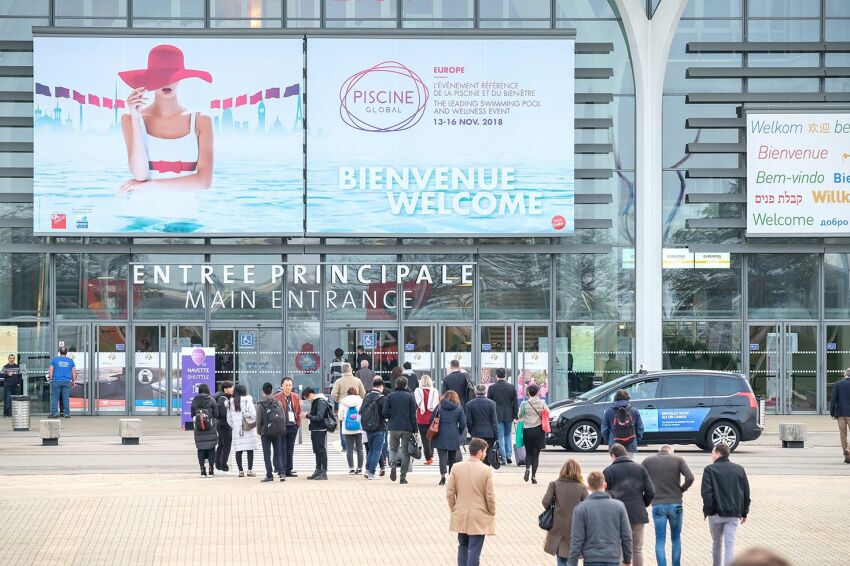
[418,423,434,461]
[282,425,298,474]
[214,426,232,471]
[197,448,215,470]
[311,430,328,470]
[235,450,254,471]
[438,448,457,476]
[261,434,284,479]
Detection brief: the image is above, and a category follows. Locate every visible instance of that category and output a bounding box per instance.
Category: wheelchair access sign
[239,332,256,349]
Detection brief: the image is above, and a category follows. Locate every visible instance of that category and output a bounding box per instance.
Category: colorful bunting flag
[72,90,85,104]
[55,86,70,98]
[265,87,280,99]
[35,83,51,96]
[103,97,113,109]
[115,99,125,109]
[283,83,300,98]
[235,94,247,107]
[249,91,262,105]
[222,98,233,109]
[88,94,100,107]
[210,99,221,109]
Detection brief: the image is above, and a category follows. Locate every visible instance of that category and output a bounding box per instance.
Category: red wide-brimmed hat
[118,44,212,90]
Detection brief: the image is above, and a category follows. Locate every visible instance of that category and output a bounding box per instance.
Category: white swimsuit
[130,112,200,218]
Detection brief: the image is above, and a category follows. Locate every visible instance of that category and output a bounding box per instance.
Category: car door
[656,374,710,443]
[598,377,662,444]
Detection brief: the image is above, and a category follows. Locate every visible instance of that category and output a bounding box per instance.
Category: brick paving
[0,464,846,566]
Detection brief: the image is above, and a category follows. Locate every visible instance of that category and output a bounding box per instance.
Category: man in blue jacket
[466,384,498,465]
[601,389,644,459]
[830,367,850,463]
[382,375,417,485]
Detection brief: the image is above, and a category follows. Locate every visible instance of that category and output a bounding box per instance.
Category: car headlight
[549,405,571,420]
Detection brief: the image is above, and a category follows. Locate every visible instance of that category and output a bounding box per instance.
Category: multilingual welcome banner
[747,112,850,236]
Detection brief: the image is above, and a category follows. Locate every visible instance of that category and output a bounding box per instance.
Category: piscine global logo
[339,61,429,132]
[50,213,66,229]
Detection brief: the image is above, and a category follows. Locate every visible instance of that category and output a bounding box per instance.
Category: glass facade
[1,0,844,415]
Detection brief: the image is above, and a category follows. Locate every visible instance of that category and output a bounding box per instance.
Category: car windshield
[576,374,634,400]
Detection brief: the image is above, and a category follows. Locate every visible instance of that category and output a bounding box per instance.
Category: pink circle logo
[551,215,567,230]
[339,61,429,132]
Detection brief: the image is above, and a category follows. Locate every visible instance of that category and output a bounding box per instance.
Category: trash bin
[11,395,30,431]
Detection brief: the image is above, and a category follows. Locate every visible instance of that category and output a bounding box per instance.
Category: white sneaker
[366,474,378,480]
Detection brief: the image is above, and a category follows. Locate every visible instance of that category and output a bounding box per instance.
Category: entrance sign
[306,37,575,235]
[180,346,215,428]
[33,36,304,235]
[747,112,850,236]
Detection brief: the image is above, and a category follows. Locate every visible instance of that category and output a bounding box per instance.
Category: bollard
[11,395,30,431]
[40,419,61,446]
[779,423,807,448]
[119,418,143,445]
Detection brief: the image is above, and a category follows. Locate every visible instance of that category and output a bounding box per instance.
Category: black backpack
[262,400,286,437]
[360,393,382,433]
[465,379,476,405]
[194,407,213,431]
[612,406,636,444]
[321,402,338,432]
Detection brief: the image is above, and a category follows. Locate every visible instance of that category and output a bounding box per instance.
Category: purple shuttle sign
[181,347,216,428]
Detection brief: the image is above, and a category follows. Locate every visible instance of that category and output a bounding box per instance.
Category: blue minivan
[546,370,764,452]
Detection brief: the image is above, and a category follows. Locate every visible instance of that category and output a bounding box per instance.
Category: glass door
[402,324,436,383]
[56,324,91,414]
[518,325,550,403]
[171,324,204,415]
[825,324,850,413]
[132,325,167,415]
[56,323,128,415]
[440,325,472,386]
[324,326,399,388]
[748,323,819,414]
[479,324,512,389]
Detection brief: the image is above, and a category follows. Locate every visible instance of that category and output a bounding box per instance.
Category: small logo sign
[239,332,256,348]
[115,343,125,352]
[750,343,760,351]
[482,343,492,352]
[404,343,415,352]
[137,368,154,384]
[51,213,66,229]
[360,332,378,349]
[75,216,89,229]
[827,342,837,351]
[551,215,567,230]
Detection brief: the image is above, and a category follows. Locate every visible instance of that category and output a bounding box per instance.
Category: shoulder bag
[515,401,526,448]
[407,432,422,460]
[427,406,441,441]
[538,489,556,530]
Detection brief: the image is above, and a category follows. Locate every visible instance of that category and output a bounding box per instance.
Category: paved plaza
[0,416,847,565]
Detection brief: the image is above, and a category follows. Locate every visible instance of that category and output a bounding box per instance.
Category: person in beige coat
[330,363,366,452]
[446,437,496,566]
[543,459,588,565]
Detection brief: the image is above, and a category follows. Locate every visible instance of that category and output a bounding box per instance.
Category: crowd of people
[189,363,791,566]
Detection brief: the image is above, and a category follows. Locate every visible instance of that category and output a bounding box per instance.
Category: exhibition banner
[306,37,575,235]
[747,112,850,236]
[33,37,304,235]
[639,407,710,433]
[180,347,215,427]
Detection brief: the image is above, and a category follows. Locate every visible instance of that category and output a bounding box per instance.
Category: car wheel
[567,421,600,452]
[707,421,740,452]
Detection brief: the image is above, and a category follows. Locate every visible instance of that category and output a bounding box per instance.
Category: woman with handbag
[227,383,258,477]
[542,459,588,565]
[430,390,467,486]
[414,374,439,465]
[520,383,549,484]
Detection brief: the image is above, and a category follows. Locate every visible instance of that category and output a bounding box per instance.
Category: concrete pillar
[613,0,688,370]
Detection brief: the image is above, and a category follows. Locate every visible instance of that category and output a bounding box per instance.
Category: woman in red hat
[118,44,213,197]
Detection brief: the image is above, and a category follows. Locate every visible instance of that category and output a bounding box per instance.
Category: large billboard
[306,37,575,236]
[747,112,850,236]
[33,37,304,235]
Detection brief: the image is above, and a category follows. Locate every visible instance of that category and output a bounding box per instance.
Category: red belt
[149,160,197,174]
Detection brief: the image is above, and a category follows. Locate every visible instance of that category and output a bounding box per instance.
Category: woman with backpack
[542,459,588,565]
[519,383,548,484]
[338,386,364,474]
[227,383,258,477]
[414,374,439,465]
[601,389,644,459]
[430,390,467,486]
[190,383,219,478]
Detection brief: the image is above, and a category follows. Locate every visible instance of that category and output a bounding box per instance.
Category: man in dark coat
[382,375,417,484]
[486,368,518,464]
[830,367,850,463]
[701,444,750,566]
[603,443,655,566]
[442,359,471,405]
[466,384,498,465]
